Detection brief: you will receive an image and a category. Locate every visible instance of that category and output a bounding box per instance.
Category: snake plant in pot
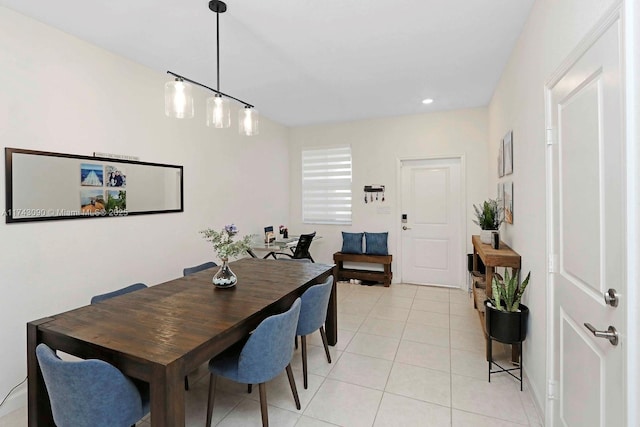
[473,198,504,244]
[484,268,531,343]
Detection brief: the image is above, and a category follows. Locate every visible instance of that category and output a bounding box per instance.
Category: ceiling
[0,0,535,127]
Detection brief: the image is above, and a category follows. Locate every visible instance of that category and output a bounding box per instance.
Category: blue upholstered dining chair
[297,276,334,388]
[36,343,150,427]
[206,298,302,427]
[183,261,217,276]
[272,232,316,262]
[90,283,147,304]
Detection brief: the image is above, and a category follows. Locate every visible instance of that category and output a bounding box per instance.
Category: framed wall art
[5,147,183,223]
[504,181,513,224]
[498,140,504,177]
[503,130,513,175]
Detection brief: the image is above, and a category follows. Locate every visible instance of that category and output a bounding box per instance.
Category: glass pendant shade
[164,79,194,119]
[206,95,231,128]
[239,107,259,136]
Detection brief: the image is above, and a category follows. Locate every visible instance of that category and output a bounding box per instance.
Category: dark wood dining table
[27,258,337,427]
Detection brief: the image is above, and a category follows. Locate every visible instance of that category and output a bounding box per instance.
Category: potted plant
[484,268,531,343]
[200,224,254,288]
[473,198,504,244]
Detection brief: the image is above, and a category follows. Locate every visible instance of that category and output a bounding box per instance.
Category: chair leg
[295,335,298,349]
[301,335,308,389]
[184,375,189,391]
[206,373,217,427]
[285,364,301,410]
[319,326,332,363]
[248,384,252,393]
[258,382,269,427]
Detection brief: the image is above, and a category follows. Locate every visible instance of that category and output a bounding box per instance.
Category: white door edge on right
[545,7,626,427]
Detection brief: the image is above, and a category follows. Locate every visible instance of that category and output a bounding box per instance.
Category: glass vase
[212,258,237,288]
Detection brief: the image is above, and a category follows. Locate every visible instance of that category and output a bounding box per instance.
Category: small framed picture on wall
[498,140,504,177]
[503,130,513,175]
[504,181,513,224]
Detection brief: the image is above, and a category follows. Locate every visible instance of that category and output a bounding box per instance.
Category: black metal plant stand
[484,300,528,392]
[487,338,523,391]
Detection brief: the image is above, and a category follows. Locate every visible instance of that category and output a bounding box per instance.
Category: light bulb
[206,95,230,128]
[165,79,194,119]
[239,107,259,136]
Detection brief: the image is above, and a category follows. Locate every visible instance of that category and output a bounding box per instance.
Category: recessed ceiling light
[422,98,434,105]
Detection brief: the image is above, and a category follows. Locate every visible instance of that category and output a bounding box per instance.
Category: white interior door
[400,158,463,288]
[547,12,625,427]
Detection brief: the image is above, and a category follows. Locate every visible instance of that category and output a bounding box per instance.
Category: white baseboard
[0,384,27,419]
[524,371,545,425]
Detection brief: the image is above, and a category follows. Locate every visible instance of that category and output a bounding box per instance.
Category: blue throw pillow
[365,232,388,255]
[341,232,363,254]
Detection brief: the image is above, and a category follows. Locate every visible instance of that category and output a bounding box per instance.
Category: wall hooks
[364,185,385,203]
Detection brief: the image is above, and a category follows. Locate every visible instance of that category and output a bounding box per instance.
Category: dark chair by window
[36,343,150,427]
[273,232,316,262]
[183,261,218,277]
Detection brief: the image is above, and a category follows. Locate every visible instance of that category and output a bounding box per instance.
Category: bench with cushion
[333,252,393,287]
[335,231,392,286]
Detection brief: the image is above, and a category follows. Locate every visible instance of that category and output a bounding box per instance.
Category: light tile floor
[1,282,543,426]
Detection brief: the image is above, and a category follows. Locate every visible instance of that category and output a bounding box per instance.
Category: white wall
[487,0,619,417]
[288,108,489,269]
[0,7,290,415]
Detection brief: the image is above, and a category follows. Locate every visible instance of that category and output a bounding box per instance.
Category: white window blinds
[302,146,352,224]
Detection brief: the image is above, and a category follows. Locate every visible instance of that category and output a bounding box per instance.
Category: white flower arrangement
[200,224,254,260]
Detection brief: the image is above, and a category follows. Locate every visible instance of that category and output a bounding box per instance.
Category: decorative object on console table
[200,224,254,288]
[491,231,500,249]
[484,268,530,390]
[472,198,504,244]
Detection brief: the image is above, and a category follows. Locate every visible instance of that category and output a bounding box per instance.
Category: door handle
[402,226,412,230]
[604,288,619,307]
[584,323,619,346]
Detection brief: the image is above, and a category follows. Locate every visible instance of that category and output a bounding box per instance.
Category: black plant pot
[484,300,529,344]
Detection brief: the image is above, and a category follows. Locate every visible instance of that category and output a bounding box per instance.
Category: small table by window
[248,237,299,259]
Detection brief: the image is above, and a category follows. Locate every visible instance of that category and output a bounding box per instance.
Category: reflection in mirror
[5,148,183,223]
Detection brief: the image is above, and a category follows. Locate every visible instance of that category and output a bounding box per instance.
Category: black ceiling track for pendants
[166,0,254,108]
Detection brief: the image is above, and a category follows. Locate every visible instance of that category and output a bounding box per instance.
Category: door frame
[396,155,467,287]
[544,3,638,425]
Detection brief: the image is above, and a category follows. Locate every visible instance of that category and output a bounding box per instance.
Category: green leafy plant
[490,268,531,312]
[200,224,254,260]
[472,199,504,230]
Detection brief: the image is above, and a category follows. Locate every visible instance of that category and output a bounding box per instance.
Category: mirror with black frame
[4,148,183,223]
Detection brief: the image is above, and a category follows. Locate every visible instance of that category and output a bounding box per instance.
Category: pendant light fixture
[165,0,259,136]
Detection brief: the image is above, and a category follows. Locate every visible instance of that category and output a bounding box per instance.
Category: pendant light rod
[216,10,220,93]
[165,71,254,108]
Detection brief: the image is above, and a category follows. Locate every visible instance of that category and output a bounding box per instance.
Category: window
[302,146,352,224]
